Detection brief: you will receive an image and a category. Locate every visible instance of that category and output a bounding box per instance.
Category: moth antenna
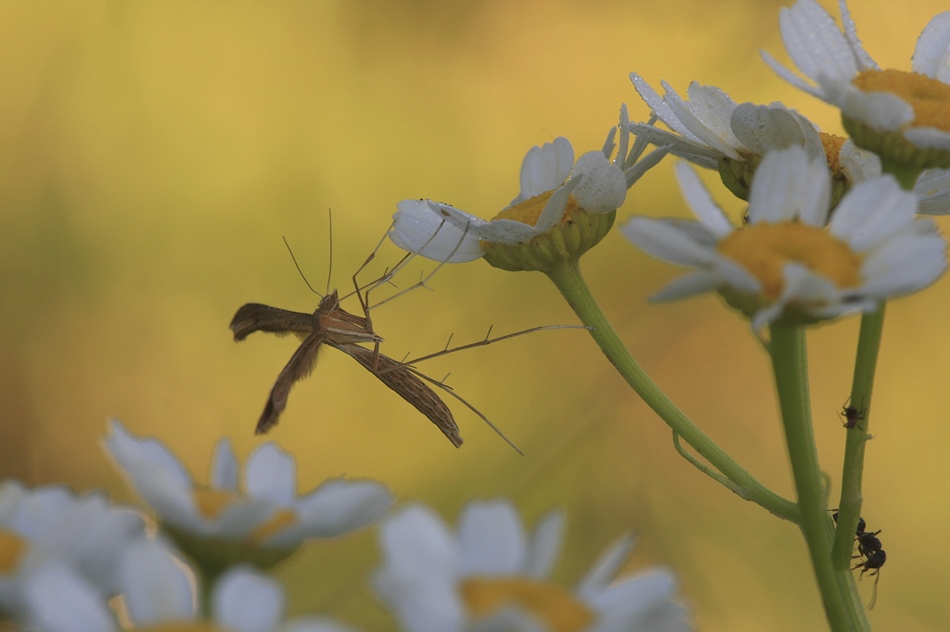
[283,236,322,296]
[443,332,454,351]
[483,324,494,340]
[400,351,411,363]
[410,367,523,455]
[325,209,334,296]
[440,372,451,383]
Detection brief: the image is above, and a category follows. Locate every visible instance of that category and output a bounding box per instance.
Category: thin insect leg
[368,220,472,312]
[399,325,589,366]
[409,366,524,456]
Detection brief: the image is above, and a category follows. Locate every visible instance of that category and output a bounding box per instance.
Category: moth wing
[338,343,463,447]
[256,330,326,434]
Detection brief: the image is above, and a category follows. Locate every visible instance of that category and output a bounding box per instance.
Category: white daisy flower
[23,539,355,632]
[0,479,144,619]
[104,419,393,571]
[629,73,950,209]
[389,126,668,272]
[373,500,691,632]
[621,145,947,331]
[762,0,950,167]
[628,74,826,169]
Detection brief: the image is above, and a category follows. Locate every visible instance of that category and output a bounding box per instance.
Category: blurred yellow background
[2,0,949,629]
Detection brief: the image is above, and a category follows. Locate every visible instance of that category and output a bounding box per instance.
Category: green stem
[769,324,868,632]
[832,305,884,567]
[545,260,797,522]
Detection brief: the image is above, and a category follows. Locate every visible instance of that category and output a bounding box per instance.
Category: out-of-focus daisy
[763,0,950,169]
[389,122,668,272]
[23,538,355,632]
[373,500,691,632]
[621,145,947,331]
[0,480,144,619]
[104,419,393,575]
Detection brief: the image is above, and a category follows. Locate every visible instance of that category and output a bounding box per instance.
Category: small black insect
[840,397,867,429]
[833,511,885,609]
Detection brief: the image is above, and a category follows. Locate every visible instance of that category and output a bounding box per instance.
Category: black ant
[832,511,885,609]
[839,397,867,429]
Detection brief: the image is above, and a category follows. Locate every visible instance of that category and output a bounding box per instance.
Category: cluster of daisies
[0,421,690,631]
[391,0,950,330]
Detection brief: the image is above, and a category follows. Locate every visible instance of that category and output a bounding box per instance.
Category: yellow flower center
[0,529,27,573]
[819,132,846,172]
[192,489,297,545]
[853,69,950,132]
[717,222,862,301]
[137,623,227,632]
[461,577,594,632]
[491,191,582,227]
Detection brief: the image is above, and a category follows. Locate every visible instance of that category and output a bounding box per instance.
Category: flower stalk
[769,324,869,632]
[544,259,798,522]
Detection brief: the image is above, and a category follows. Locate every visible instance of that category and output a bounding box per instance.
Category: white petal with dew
[829,176,917,252]
[684,82,743,152]
[830,83,914,131]
[576,535,634,600]
[627,124,721,167]
[662,82,740,159]
[673,162,733,238]
[730,103,823,159]
[519,137,574,199]
[282,479,392,543]
[105,419,193,492]
[747,146,829,226]
[214,568,284,632]
[572,152,627,213]
[838,139,881,183]
[24,564,116,632]
[629,73,699,141]
[523,509,564,580]
[390,200,484,263]
[621,218,720,268]
[533,176,581,234]
[911,12,950,80]
[837,0,877,71]
[779,0,858,85]
[917,169,950,214]
[457,500,526,576]
[211,439,239,491]
[760,49,827,99]
[121,539,194,625]
[244,443,297,505]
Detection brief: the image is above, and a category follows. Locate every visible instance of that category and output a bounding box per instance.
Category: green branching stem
[544,260,798,523]
[769,324,869,632]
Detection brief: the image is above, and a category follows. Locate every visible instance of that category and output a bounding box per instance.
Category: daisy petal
[571,151,627,213]
[211,439,239,491]
[673,162,734,237]
[779,0,859,85]
[121,539,194,624]
[244,443,296,505]
[24,565,116,632]
[390,200,485,263]
[747,146,830,226]
[289,479,393,540]
[457,500,526,576]
[649,270,724,303]
[213,568,284,632]
[829,176,917,251]
[911,12,950,81]
[629,73,698,141]
[524,510,564,580]
[576,535,634,599]
[621,218,719,268]
[730,103,823,159]
[520,137,574,198]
